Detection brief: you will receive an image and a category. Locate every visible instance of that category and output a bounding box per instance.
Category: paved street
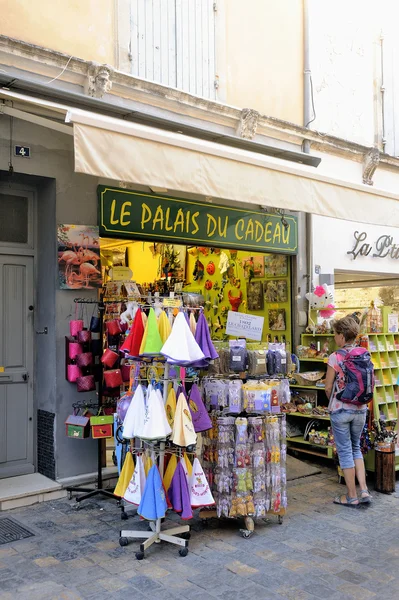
[0,467,398,600]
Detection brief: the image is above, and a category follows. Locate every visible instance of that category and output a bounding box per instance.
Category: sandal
[333,495,359,508]
[359,489,372,504]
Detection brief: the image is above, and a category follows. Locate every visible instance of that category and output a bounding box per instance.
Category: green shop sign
[98,186,298,254]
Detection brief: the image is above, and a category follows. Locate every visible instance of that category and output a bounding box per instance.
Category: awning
[2,88,399,227]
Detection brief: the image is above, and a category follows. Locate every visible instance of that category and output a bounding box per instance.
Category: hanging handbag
[90,409,114,439]
[106,319,122,336]
[76,375,96,392]
[68,342,83,360]
[120,364,131,382]
[67,364,83,383]
[77,329,92,343]
[76,352,93,368]
[101,348,119,368]
[103,369,123,388]
[90,315,101,333]
[70,319,84,337]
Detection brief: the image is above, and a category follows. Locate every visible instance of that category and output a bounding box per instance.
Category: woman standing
[324,316,372,507]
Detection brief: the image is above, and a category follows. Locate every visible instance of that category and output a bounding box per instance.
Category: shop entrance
[0,189,35,478]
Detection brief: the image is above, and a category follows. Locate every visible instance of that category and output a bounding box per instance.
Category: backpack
[335,347,375,405]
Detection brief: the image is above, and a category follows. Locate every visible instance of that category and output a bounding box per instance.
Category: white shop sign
[226,311,264,341]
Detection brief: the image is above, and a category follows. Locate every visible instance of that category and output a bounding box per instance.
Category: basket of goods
[292,371,325,387]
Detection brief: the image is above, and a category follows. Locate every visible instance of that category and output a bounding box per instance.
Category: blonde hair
[332,316,359,342]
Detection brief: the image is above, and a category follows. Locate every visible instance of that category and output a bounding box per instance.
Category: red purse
[70,319,84,337]
[103,369,123,388]
[77,329,92,343]
[76,352,93,368]
[76,375,96,392]
[101,348,119,368]
[68,342,83,360]
[106,319,122,336]
[67,364,82,382]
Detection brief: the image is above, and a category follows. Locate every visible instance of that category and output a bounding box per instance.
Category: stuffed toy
[305,284,336,318]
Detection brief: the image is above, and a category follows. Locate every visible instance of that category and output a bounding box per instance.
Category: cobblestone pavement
[0,467,398,600]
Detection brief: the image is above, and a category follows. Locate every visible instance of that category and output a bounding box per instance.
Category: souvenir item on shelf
[228,289,243,312]
[188,384,212,432]
[218,252,230,275]
[305,284,336,318]
[140,388,172,441]
[123,384,146,439]
[77,329,91,343]
[157,310,172,344]
[76,374,96,392]
[253,256,265,278]
[193,259,204,281]
[161,312,205,366]
[138,465,169,521]
[366,301,383,333]
[114,452,134,497]
[106,319,122,336]
[165,387,177,427]
[172,392,197,447]
[242,257,254,281]
[269,309,286,331]
[229,340,247,372]
[120,301,138,325]
[189,458,215,507]
[65,413,90,439]
[103,369,123,388]
[101,348,119,367]
[90,413,114,438]
[228,380,243,413]
[247,282,263,311]
[206,261,215,275]
[124,454,146,505]
[76,352,93,368]
[264,254,288,277]
[120,308,144,357]
[68,342,83,360]
[116,391,132,422]
[70,319,84,337]
[67,364,83,383]
[168,460,193,519]
[140,308,163,356]
[163,454,178,491]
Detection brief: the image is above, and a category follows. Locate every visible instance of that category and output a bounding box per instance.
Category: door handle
[36,327,48,335]
[22,373,29,382]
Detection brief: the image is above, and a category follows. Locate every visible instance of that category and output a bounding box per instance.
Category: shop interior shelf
[287,436,334,458]
[298,358,327,362]
[289,384,325,390]
[287,412,330,420]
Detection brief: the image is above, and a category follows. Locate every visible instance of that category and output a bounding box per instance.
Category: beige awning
[67,109,399,227]
[2,88,399,227]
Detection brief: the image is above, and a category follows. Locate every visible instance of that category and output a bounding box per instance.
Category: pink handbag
[77,329,92,343]
[67,364,82,382]
[70,319,84,337]
[101,348,119,368]
[103,369,123,388]
[69,342,83,360]
[76,375,96,392]
[76,352,93,368]
[106,319,122,336]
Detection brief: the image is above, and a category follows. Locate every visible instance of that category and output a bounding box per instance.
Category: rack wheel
[240,529,253,539]
[121,511,128,521]
[179,548,189,557]
[278,516,283,525]
[180,532,191,540]
[136,551,145,560]
[119,537,129,547]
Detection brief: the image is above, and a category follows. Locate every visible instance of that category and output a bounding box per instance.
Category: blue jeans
[330,409,367,470]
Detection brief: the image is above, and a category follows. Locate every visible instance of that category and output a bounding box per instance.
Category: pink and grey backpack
[335,347,375,405]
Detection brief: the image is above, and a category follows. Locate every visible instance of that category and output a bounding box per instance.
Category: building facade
[1,0,399,485]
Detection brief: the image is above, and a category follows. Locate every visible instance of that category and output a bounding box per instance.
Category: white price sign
[225,311,264,341]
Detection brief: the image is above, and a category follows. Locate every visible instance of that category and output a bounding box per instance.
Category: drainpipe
[303,0,313,334]
[380,33,386,153]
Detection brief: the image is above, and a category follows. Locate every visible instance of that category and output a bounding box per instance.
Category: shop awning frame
[2,87,399,228]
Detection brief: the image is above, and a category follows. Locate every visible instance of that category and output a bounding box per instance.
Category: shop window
[129,0,217,99]
[0,194,29,245]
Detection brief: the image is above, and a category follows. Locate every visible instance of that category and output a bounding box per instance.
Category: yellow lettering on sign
[255,220,264,242]
[273,222,281,244]
[235,218,244,240]
[264,221,272,242]
[174,208,185,233]
[245,218,254,240]
[191,212,200,235]
[120,201,132,226]
[110,199,119,225]
[165,207,173,231]
[207,214,217,237]
[218,216,228,238]
[152,205,164,230]
[282,224,290,245]
[141,203,152,229]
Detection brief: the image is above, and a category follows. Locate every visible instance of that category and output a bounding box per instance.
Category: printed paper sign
[225,311,264,342]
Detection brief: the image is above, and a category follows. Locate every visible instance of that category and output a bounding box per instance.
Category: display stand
[118,361,191,558]
[67,298,118,505]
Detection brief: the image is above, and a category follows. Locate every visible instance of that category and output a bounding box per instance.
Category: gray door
[0,255,34,478]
